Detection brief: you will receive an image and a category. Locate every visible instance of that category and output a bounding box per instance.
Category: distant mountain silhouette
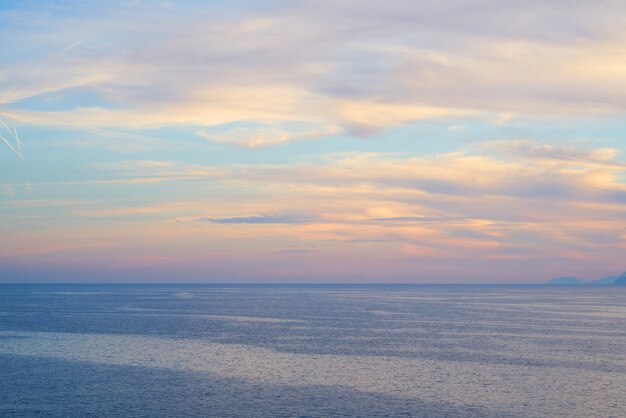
[547,276,583,285]
[546,271,626,285]
[614,273,626,285]
[592,275,619,284]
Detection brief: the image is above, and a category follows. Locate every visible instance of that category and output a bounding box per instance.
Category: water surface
[1,284,624,417]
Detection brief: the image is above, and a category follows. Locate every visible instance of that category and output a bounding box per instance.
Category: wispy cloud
[196,123,341,148]
[199,214,316,224]
[368,216,467,223]
[481,140,624,167]
[3,1,626,136]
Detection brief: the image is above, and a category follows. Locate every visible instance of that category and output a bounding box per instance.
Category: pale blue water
[0,284,624,417]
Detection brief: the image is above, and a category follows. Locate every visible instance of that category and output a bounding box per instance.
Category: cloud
[3,0,626,138]
[276,249,312,254]
[481,140,624,167]
[199,215,315,224]
[196,123,341,148]
[66,145,625,240]
[368,216,466,223]
[4,141,626,281]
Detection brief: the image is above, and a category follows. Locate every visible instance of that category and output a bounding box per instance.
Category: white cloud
[196,123,341,148]
[2,1,626,135]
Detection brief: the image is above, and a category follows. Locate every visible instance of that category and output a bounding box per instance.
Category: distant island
[547,276,583,285]
[547,272,626,285]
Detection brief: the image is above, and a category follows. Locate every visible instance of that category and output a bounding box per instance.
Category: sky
[1,0,626,283]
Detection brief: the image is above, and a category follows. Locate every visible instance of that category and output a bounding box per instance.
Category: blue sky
[2,0,626,282]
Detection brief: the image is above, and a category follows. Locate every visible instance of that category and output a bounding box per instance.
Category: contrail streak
[0,117,14,135]
[0,116,23,156]
[0,1,140,106]
[12,126,22,151]
[0,132,24,160]
[0,0,141,159]
[0,37,87,105]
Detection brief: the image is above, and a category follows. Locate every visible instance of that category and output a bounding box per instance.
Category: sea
[0,284,624,417]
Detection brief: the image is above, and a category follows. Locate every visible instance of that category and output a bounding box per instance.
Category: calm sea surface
[0,284,624,417]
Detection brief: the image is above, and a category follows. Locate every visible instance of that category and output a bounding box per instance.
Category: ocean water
[0,284,624,417]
